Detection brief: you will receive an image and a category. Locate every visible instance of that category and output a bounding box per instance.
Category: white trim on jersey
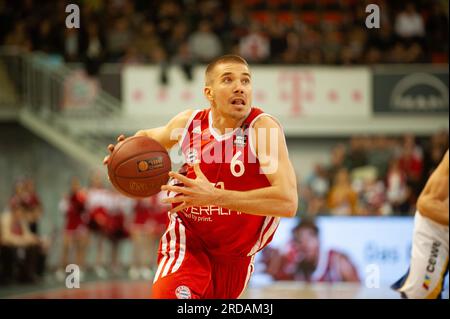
[237,255,256,299]
[259,217,280,250]
[248,113,288,159]
[178,109,201,149]
[162,215,179,277]
[153,215,187,283]
[171,217,186,273]
[209,110,239,141]
[248,216,279,256]
[153,215,175,283]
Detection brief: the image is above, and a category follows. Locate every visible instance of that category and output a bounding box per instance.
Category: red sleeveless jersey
[168,107,281,257]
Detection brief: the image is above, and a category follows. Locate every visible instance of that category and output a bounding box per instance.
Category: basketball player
[129,193,168,280]
[263,219,360,282]
[392,150,449,299]
[57,176,88,281]
[104,55,298,299]
[85,172,110,278]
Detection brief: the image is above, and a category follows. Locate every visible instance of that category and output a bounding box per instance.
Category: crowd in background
[299,129,449,217]
[0,0,448,80]
[0,173,169,285]
[0,178,47,285]
[1,130,447,284]
[0,0,449,286]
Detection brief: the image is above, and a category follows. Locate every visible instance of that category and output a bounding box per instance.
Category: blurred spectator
[106,191,130,276]
[0,198,40,284]
[327,168,358,215]
[386,157,411,215]
[422,130,449,183]
[304,164,329,216]
[363,46,382,64]
[4,21,32,51]
[358,172,388,216]
[129,192,168,280]
[263,219,360,282]
[345,136,368,171]
[85,172,110,278]
[403,42,426,63]
[398,134,423,199]
[32,19,57,54]
[387,42,408,63]
[63,28,81,62]
[239,22,270,63]
[80,22,106,77]
[426,2,449,61]
[56,176,88,281]
[0,0,448,65]
[133,22,160,63]
[21,178,42,235]
[326,143,346,186]
[344,27,367,63]
[168,21,194,81]
[369,23,396,53]
[282,31,301,63]
[394,3,425,40]
[228,2,250,43]
[266,14,287,63]
[322,30,342,64]
[367,136,394,180]
[121,46,145,65]
[106,17,132,62]
[188,20,222,63]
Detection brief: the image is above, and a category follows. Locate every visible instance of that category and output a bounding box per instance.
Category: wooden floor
[3,280,401,299]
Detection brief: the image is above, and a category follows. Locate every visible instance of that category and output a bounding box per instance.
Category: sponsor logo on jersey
[233,126,248,148]
[422,240,441,290]
[422,274,431,290]
[175,285,192,299]
[234,135,247,148]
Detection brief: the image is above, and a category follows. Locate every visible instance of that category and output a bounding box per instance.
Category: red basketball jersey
[168,107,282,257]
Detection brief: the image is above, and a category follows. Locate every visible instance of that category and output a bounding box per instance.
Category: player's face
[206,62,252,121]
[295,228,320,261]
[71,177,81,191]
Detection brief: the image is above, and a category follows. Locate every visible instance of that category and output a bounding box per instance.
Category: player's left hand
[161,163,219,213]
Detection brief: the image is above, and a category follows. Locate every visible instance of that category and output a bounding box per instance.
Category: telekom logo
[279,71,315,117]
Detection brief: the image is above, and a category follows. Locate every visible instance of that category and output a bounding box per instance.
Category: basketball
[107,136,171,198]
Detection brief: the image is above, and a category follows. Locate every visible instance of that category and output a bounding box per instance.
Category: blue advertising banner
[250,216,449,297]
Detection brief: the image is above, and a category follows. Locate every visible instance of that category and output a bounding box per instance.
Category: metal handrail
[0,48,122,168]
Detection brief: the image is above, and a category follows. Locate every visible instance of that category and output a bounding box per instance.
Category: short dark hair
[205,54,249,85]
[293,218,319,236]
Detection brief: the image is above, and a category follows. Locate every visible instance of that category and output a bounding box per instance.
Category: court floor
[2,280,400,299]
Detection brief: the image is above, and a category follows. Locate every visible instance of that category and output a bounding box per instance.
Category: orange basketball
[107,136,171,198]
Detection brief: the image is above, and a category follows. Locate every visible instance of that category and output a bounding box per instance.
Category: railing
[0,47,122,167]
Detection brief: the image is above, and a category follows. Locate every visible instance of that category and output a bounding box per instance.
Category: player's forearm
[214,186,298,218]
[135,128,176,150]
[417,196,449,226]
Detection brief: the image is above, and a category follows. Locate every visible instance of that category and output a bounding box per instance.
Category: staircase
[0,48,122,170]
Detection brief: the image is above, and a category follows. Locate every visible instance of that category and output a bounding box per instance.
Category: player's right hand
[103,134,126,165]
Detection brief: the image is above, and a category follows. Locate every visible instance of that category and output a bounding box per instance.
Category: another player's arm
[163,116,298,218]
[416,150,449,226]
[103,109,193,164]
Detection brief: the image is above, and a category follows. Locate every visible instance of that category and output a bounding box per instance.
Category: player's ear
[204,86,213,102]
